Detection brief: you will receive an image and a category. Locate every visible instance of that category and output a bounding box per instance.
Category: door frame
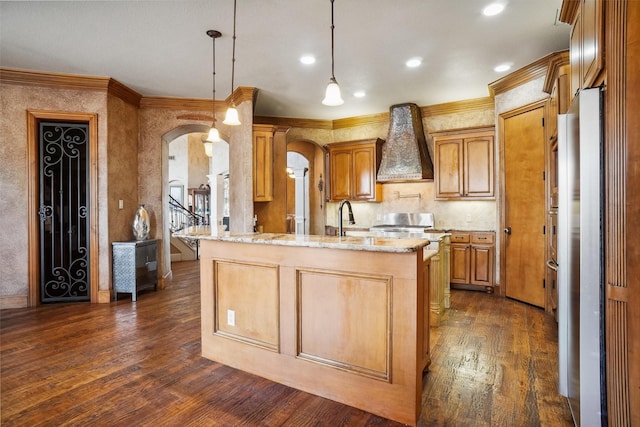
[498,99,547,301]
[27,110,99,306]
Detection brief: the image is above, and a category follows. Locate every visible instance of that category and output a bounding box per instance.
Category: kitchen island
[176,227,436,426]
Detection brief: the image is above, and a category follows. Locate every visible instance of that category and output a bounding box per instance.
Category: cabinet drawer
[450,233,470,244]
[471,232,495,245]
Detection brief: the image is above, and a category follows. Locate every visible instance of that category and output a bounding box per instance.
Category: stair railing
[169,195,208,232]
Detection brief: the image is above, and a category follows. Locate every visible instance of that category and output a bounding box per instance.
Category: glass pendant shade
[223,106,241,126]
[203,140,213,157]
[207,126,221,143]
[322,77,344,106]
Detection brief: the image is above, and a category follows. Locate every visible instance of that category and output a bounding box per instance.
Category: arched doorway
[161,125,229,271]
[286,140,327,236]
[286,152,309,234]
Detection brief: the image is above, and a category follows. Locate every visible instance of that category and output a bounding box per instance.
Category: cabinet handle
[477,237,487,240]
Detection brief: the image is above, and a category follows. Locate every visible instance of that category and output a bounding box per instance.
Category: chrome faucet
[338,199,355,237]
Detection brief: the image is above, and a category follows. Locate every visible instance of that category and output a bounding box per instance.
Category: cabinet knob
[504,227,512,235]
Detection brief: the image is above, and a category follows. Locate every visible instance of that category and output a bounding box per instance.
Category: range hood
[377,103,434,182]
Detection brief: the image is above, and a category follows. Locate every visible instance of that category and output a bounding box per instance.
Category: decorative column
[207,173,225,234]
[293,167,308,235]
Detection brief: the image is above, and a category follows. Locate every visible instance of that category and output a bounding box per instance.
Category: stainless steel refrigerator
[557,87,605,426]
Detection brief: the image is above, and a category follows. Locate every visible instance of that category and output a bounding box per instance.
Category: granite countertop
[174,226,437,255]
[343,229,450,241]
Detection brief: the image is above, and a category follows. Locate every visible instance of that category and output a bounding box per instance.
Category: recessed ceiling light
[300,55,316,65]
[353,91,366,98]
[494,63,512,72]
[406,57,422,68]
[483,3,505,16]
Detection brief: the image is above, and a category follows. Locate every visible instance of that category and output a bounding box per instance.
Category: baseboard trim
[98,289,112,303]
[0,295,28,309]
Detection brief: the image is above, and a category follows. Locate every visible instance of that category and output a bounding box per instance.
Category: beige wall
[0,83,108,307]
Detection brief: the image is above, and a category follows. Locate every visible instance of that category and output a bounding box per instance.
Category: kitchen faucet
[338,199,355,237]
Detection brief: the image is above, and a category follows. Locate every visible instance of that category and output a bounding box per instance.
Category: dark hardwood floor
[1,260,573,426]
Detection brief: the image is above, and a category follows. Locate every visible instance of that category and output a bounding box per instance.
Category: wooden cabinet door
[569,7,582,98]
[581,0,603,88]
[450,243,470,284]
[330,149,352,201]
[352,146,376,200]
[328,139,382,202]
[464,136,494,198]
[435,139,464,199]
[470,245,493,286]
[253,128,274,202]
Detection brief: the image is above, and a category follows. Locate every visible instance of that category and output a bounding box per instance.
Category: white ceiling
[0,0,570,120]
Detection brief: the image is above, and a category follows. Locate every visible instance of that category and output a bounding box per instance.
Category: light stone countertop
[174,226,438,256]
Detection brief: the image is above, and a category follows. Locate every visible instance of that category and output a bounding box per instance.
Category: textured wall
[0,83,108,307]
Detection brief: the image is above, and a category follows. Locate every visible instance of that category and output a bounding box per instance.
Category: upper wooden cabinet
[561,0,604,97]
[432,127,495,200]
[253,125,275,202]
[544,52,571,141]
[327,138,383,202]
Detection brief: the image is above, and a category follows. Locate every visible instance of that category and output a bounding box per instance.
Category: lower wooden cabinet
[450,231,495,293]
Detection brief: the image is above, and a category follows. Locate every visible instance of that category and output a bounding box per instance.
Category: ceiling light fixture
[494,63,512,72]
[483,3,505,16]
[204,29,222,157]
[223,0,241,126]
[406,57,422,68]
[353,90,366,98]
[300,55,316,65]
[322,0,343,106]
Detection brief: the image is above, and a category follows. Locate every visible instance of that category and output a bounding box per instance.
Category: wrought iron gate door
[39,121,90,302]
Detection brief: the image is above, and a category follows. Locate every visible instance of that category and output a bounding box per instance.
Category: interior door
[502,103,546,307]
[39,121,91,302]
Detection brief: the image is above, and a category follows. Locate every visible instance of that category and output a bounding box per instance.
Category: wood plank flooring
[1,260,573,426]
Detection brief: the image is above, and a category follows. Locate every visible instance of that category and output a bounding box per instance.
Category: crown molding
[140,97,216,111]
[542,50,570,94]
[488,52,559,97]
[333,112,390,129]
[225,86,257,105]
[421,97,495,116]
[1,68,108,90]
[2,68,495,128]
[253,116,333,130]
[559,0,580,24]
[0,68,142,106]
[255,97,496,130]
[107,79,142,106]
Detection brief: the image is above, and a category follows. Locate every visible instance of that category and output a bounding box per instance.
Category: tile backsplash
[326,181,497,232]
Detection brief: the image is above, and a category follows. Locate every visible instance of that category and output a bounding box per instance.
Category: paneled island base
[195,234,436,426]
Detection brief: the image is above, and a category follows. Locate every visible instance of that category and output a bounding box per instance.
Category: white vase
[132,204,150,240]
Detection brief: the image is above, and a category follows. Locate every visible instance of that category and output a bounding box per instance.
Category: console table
[112,239,158,301]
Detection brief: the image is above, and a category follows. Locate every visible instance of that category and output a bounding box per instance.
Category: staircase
[169,195,207,261]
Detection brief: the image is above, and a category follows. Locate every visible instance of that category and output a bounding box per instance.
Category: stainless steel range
[369,212,435,236]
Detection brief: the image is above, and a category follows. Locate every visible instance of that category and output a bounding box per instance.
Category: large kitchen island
[177,227,437,425]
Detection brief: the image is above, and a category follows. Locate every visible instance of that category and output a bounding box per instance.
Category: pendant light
[223,0,241,125]
[204,29,222,157]
[322,0,344,106]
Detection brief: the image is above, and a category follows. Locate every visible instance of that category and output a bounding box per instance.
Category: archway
[162,124,229,272]
[286,139,327,236]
